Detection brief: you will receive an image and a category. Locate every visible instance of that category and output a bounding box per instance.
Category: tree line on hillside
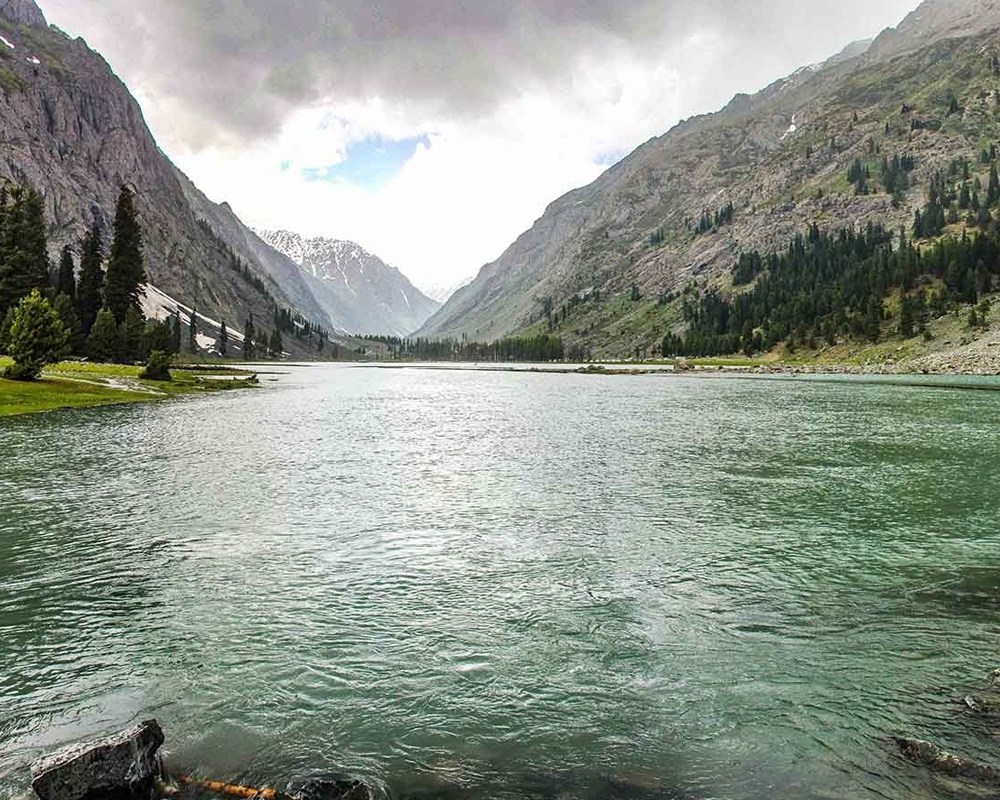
[662,222,1000,358]
[360,333,565,362]
[0,182,324,380]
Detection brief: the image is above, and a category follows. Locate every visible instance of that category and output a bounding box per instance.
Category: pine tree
[56,245,76,299]
[0,306,15,354]
[143,318,174,355]
[122,305,146,363]
[103,185,146,324]
[53,292,82,355]
[5,290,68,380]
[959,183,971,210]
[269,327,283,358]
[219,320,228,357]
[171,312,182,354]
[864,297,882,342]
[899,295,915,338]
[0,188,50,318]
[243,316,255,360]
[87,307,121,363]
[188,307,197,353]
[76,223,105,336]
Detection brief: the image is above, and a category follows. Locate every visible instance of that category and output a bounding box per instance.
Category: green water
[1,366,998,799]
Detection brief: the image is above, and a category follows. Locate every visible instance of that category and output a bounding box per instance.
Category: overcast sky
[37,0,918,296]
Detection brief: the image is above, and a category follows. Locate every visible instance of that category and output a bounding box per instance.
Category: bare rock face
[0,0,46,27]
[30,720,165,800]
[868,0,1000,61]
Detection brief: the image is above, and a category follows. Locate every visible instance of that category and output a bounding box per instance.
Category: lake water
[1,365,999,799]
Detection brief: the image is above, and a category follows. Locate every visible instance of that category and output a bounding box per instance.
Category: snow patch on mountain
[141,283,245,344]
[421,274,476,303]
[252,228,440,336]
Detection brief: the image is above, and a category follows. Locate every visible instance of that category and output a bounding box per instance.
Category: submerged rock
[893,737,1000,785]
[31,720,165,800]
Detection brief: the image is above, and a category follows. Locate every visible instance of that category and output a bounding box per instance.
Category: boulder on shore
[31,720,165,800]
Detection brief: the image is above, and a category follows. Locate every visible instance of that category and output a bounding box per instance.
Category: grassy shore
[0,357,257,418]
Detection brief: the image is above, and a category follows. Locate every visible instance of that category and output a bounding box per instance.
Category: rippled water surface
[2,366,999,799]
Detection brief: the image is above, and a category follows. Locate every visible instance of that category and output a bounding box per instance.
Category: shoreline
[358,361,1000,378]
[0,358,258,419]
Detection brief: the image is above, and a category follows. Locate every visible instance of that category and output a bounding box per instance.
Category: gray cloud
[38,0,919,149]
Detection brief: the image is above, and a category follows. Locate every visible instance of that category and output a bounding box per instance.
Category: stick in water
[175,774,296,800]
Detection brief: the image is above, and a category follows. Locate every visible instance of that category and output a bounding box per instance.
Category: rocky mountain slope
[0,0,336,351]
[254,229,439,336]
[0,0,419,356]
[418,0,1000,356]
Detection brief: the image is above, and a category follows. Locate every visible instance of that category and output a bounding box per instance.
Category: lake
[1,365,998,799]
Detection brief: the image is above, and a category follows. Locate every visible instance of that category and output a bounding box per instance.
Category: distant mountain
[421,274,477,304]
[254,229,439,336]
[417,0,1000,354]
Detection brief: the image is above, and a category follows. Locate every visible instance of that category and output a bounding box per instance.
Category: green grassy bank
[0,358,257,418]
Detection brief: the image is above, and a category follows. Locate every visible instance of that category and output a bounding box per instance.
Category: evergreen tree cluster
[914,163,1000,237]
[696,202,735,235]
[0,184,161,367]
[847,158,872,195]
[663,222,1000,358]
[361,334,566,362]
[0,187,50,321]
[543,290,602,331]
[881,153,916,203]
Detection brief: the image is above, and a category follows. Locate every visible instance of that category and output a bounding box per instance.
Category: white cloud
[37,0,920,296]
[168,30,731,294]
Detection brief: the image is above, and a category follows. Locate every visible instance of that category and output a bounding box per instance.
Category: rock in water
[31,720,165,800]
[893,737,1000,785]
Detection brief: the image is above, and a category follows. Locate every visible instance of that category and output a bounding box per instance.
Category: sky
[36,0,919,298]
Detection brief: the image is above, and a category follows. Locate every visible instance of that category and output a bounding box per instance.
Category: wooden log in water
[893,737,1000,785]
[176,774,296,800]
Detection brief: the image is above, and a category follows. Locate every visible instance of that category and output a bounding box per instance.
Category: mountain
[254,229,439,336]
[421,274,477,304]
[417,0,1000,355]
[0,0,401,357]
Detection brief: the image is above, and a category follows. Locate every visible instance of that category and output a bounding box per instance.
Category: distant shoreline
[357,361,1000,390]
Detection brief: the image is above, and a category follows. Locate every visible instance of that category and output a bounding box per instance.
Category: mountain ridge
[417,0,1000,350]
[254,228,439,336]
